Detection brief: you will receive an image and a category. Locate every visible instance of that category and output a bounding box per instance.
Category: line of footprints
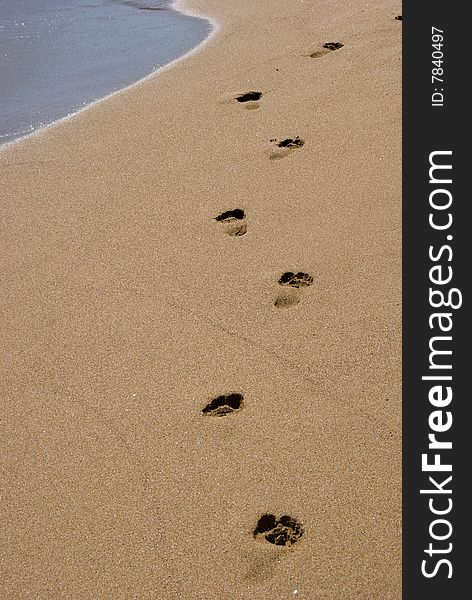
[214,42,351,312]
[207,19,401,557]
[215,205,313,309]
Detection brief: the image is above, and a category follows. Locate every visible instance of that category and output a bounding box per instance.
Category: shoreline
[0,1,402,597]
[0,0,218,152]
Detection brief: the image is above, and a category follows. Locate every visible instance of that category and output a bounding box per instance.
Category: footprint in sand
[235,91,263,111]
[253,513,304,547]
[243,513,304,584]
[269,137,305,160]
[215,209,248,237]
[308,41,344,59]
[274,271,313,308]
[219,91,263,110]
[202,393,244,416]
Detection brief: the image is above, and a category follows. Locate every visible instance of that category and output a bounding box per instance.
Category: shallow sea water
[0,0,211,144]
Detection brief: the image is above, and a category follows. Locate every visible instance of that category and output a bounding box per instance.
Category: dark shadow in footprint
[253,514,304,547]
[216,209,245,221]
[234,91,262,110]
[323,42,344,51]
[275,137,304,149]
[279,271,313,288]
[395,15,402,21]
[309,41,344,58]
[269,137,305,160]
[215,209,247,237]
[202,393,244,416]
[236,91,262,103]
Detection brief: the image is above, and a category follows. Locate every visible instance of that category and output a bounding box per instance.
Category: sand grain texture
[0,0,402,598]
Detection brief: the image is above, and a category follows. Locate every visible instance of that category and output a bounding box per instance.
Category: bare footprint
[274,271,313,308]
[243,514,304,585]
[308,41,344,59]
[279,272,313,288]
[235,91,263,110]
[219,91,263,110]
[253,513,304,547]
[236,91,262,103]
[215,209,247,237]
[269,137,305,160]
[202,393,244,416]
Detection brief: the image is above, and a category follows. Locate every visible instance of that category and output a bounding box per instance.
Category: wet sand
[0,0,402,598]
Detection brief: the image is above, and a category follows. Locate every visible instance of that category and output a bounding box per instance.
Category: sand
[0,0,402,598]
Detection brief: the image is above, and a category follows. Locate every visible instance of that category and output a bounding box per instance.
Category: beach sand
[0,0,402,598]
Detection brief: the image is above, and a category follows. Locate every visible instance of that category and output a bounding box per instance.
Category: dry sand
[0,0,402,598]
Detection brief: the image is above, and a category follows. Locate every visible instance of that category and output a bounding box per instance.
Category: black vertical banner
[403,2,468,599]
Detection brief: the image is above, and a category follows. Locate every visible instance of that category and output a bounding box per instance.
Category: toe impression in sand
[215,208,247,237]
[308,41,344,59]
[274,271,313,308]
[235,91,262,110]
[253,513,304,547]
[236,91,262,102]
[202,393,244,416]
[243,514,304,584]
[269,137,305,160]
